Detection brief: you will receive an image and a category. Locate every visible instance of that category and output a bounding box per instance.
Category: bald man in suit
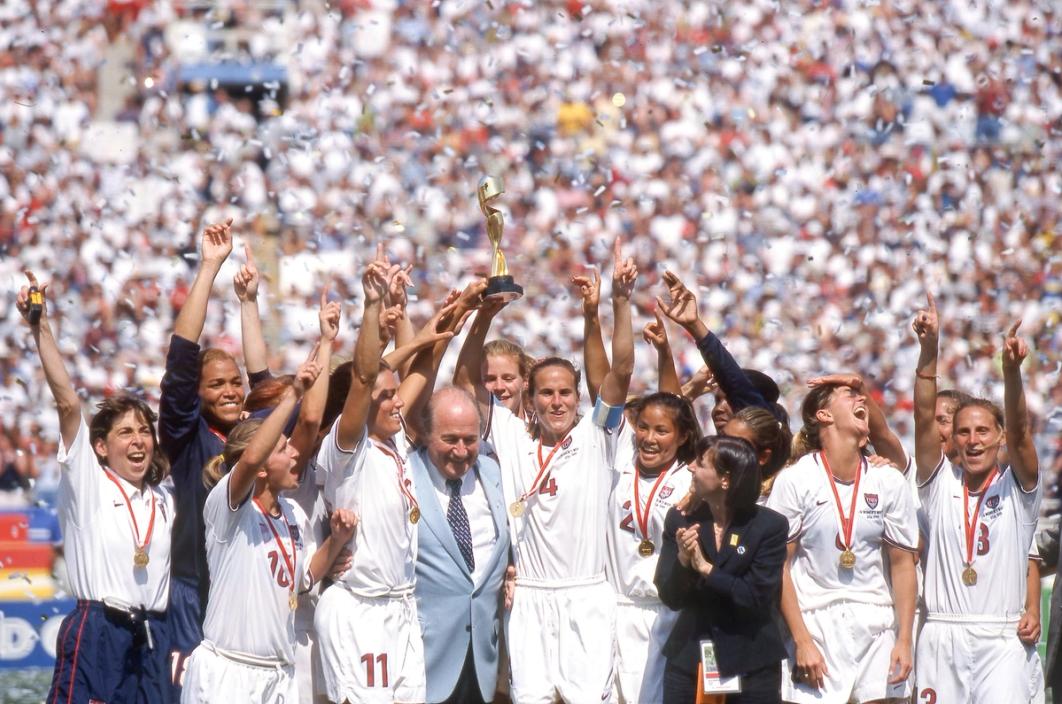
[411,387,511,704]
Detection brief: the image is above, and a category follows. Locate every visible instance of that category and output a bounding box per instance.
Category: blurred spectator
[0,0,1059,511]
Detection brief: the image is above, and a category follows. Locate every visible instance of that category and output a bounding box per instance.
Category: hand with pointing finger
[233,243,260,302]
[911,292,939,347]
[1002,320,1028,371]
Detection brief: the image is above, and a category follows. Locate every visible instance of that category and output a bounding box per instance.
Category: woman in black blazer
[655,435,789,704]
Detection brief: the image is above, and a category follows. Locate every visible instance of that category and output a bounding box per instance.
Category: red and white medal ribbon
[102,468,156,568]
[632,460,675,556]
[820,453,862,568]
[373,440,420,523]
[254,497,298,610]
[961,466,999,586]
[510,432,570,516]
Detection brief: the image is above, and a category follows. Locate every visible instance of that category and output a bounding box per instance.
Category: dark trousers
[48,600,174,704]
[663,659,782,704]
[441,644,488,704]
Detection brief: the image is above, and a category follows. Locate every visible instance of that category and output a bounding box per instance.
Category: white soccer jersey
[316,421,417,596]
[918,456,1041,617]
[57,418,174,611]
[201,472,309,664]
[766,452,919,611]
[606,423,692,599]
[487,401,621,583]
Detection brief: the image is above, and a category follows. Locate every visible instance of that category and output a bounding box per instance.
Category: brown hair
[953,398,1005,432]
[527,357,581,395]
[202,419,263,490]
[197,347,238,373]
[730,406,792,479]
[790,383,842,462]
[89,394,170,486]
[483,339,533,379]
[244,376,294,413]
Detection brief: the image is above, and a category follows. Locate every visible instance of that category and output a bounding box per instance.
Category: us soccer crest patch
[864,493,879,509]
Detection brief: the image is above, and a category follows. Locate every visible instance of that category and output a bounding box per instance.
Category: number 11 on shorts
[361,652,389,687]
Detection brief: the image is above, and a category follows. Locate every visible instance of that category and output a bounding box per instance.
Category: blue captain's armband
[592,397,624,430]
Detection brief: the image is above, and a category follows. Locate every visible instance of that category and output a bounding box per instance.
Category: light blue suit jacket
[411,448,510,703]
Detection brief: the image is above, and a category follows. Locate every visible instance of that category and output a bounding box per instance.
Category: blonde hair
[483,339,533,379]
[202,419,263,490]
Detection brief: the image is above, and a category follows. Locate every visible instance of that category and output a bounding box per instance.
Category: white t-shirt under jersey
[767,451,919,611]
[201,472,309,664]
[316,421,417,597]
[606,423,692,600]
[918,456,1041,618]
[57,418,175,612]
[487,400,622,584]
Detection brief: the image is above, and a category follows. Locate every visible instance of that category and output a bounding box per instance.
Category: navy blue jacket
[655,503,788,679]
[158,335,226,607]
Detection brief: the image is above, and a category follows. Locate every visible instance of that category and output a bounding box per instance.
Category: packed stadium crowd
[1,0,1062,702]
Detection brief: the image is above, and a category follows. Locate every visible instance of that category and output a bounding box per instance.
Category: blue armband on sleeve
[591,397,625,430]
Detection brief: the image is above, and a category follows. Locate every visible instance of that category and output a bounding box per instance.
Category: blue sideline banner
[0,600,76,669]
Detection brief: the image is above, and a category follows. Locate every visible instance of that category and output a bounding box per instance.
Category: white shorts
[613,599,678,704]
[294,604,326,704]
[916,615,1037,704]
[181,641,297,704]
[315,586,426,704]
[506,579,616,704]
[782,601,910,704]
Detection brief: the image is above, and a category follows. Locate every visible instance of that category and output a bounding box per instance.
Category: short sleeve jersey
[487,400,621,584]
[57,418,175,611]
[766,452,919,611]
[918,456,1041,618]
[316,420,417,596]
[201,472,309,664]
[606,423,692,599]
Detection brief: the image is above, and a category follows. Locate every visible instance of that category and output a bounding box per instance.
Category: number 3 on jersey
[977,523,989,556]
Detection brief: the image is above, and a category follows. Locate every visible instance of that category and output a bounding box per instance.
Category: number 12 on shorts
[361,652,389,688]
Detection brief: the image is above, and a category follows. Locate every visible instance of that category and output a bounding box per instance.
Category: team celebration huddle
[11,194,1048,704]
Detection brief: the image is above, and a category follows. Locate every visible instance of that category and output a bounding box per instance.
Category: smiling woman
[16,272,176,702]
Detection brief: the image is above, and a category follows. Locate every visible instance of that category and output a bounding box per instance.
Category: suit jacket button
[465,624,472,632]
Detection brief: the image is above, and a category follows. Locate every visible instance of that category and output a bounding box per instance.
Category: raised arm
[229,356,321,505]
[394,292,471,442]
[234,242,269,379]
[807,374,907,470]
[658,271,770,413]
[335,262,389,450]
[290,289,341,472]
[912,292,943,483]
[680,365,717,402]
[386,260,416,379]
[1001,320,1038,491]
[643,310,681,395]
[174,219,233,343]
[571,269,608,404]
[452,298,507,415]
[597,240,636,407]
[17,273,82,448]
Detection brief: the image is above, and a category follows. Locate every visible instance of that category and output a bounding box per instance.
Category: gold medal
[839,549,856,569]
[133,548,149,568]
[962,566,978,586]
[289,592,298,611]
[409,507,421,524]
[638,539,655,557]
[509,500,525,517]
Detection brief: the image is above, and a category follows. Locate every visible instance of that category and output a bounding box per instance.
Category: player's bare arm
[17,271,83,448]
[912,291,943,483]
[1001,319,1038,491]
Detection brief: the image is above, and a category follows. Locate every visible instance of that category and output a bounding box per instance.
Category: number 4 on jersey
[538,477,558,497]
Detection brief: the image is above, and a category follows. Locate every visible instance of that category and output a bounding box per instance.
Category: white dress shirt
[428,463,498,587]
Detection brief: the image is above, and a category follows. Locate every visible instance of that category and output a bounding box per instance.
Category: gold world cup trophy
[478,176,524,301]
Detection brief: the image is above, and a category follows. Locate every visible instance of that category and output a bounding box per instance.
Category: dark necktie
[447,478,475,572]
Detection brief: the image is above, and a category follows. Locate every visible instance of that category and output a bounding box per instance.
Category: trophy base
[484,275,524,302]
